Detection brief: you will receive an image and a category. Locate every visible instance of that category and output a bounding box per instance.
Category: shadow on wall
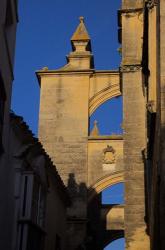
[66,173,124,250]
[67,173,86,201]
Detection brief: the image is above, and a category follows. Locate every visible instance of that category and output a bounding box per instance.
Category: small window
[20,173,46,228]
[18,173,46,250]
[31,178,46,228]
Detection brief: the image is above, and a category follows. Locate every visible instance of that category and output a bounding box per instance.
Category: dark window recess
[148,112,156,159]
[5,0,14,26]
[55,235,61,250]
[18,174,46,250]
[22,176,28,217]
[31,178,46,228]
[19,224,24,250]
[31,179,40,223]
[27,224,45,250]
[0,73,6,154]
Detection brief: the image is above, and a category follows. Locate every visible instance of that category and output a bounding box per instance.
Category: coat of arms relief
[102,145,116,171]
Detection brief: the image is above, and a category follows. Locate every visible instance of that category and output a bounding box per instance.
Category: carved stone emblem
[103,145,116,164]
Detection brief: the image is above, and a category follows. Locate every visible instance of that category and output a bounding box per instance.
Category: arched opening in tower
[89,96,123,136]
[104,237,125,250]
[101,183,125,249]
[102,182,124,205]
[88,181,125,249]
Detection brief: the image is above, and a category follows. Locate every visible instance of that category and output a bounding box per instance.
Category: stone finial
[120,122,124,129]
[94,120,97,126]
[71,17,90,42]
[42,66,49,71]
[90,120,100,136]
[79,16,84,23]
[65,17,94,70]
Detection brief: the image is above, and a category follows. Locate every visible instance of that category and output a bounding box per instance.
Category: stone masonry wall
[121,1,150,249]
[38,73,90,249]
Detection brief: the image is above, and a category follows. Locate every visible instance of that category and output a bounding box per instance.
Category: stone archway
[89,85,121,115]
[88,171,124,202]
[103,231,125,249]
[37,17,123,250]
[87,171,124,250]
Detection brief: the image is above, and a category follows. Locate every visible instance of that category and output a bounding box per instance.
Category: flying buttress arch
[89,84,121,116]
[88,171,124,202]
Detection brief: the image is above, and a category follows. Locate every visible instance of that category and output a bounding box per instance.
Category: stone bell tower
[37,17,94,249]
[37,17,122,250]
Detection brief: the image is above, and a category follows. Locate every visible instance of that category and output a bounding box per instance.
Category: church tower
[37,17,122,249]
[37,17,93,249]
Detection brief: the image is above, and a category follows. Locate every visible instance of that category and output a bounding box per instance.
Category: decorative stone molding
[120,65,142,73]
[147,0,158,9]
[88,171,124,201]
[89,85,121,115]
[119,8,143,15]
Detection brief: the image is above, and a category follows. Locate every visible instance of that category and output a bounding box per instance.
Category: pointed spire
[90,120,100,136]
[65,17,94,70]
[70,17,92,54]
[71,16,90,42]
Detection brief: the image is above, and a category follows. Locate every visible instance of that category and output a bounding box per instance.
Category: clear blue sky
[102,183,124,205]
[90,96,123,135]
[12,1,124,249]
